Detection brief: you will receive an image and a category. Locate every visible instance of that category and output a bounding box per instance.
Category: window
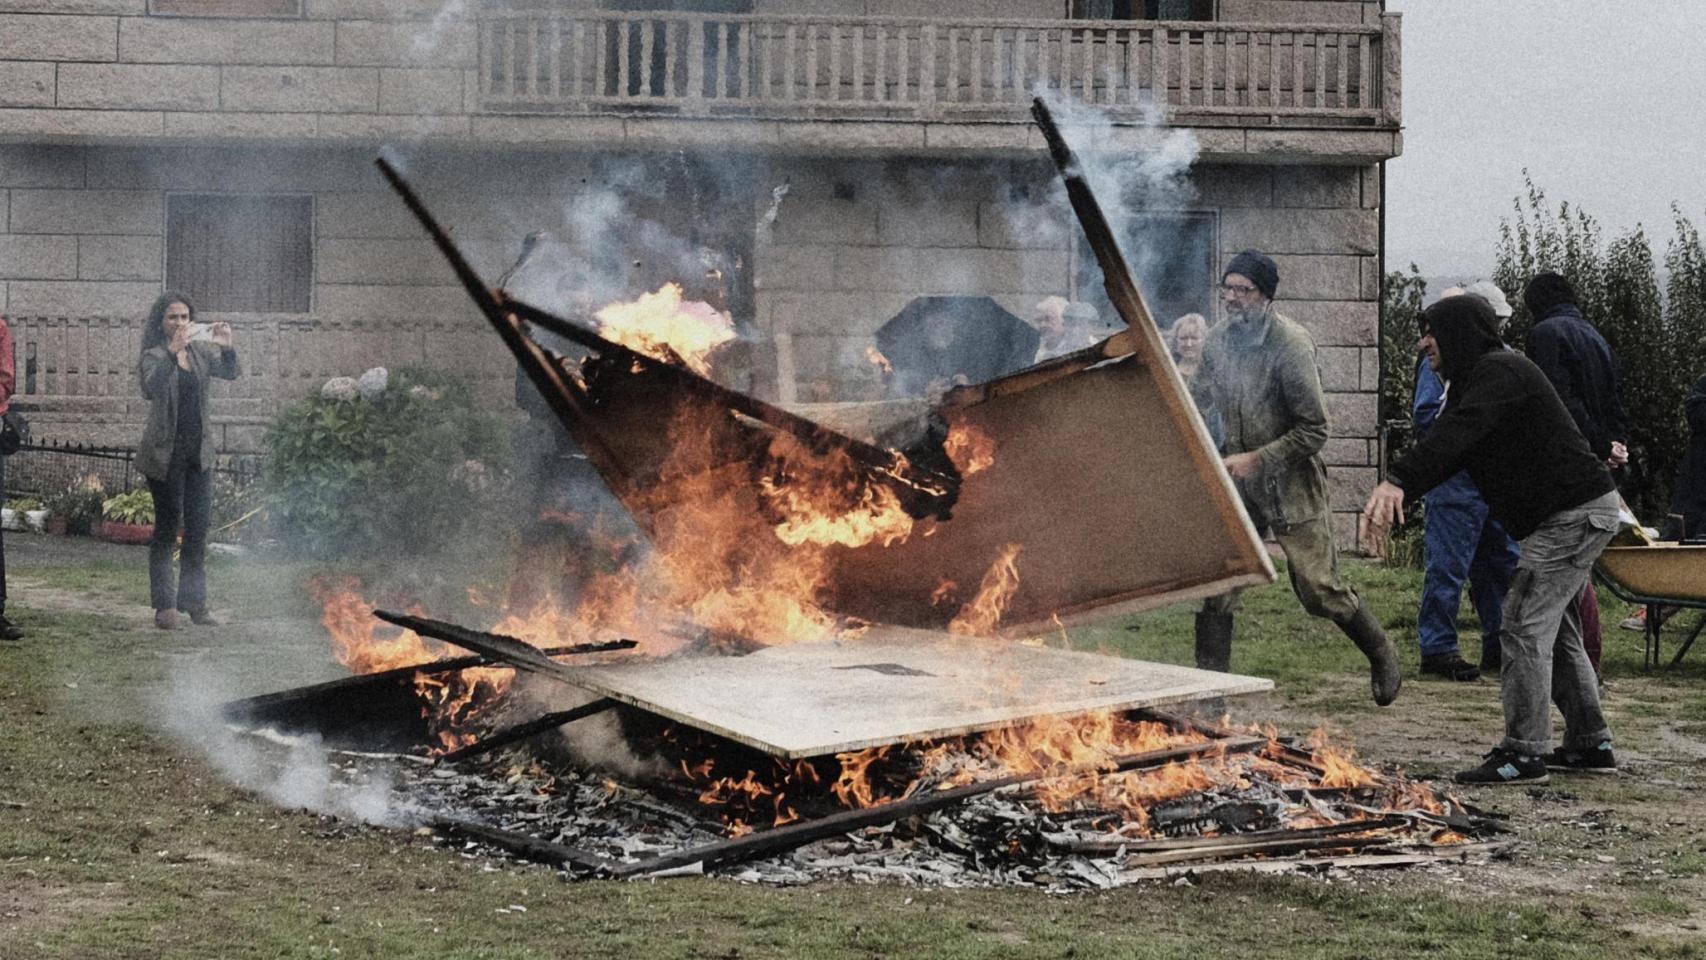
[1070,0,1215,19]
[1075,211,1218,330]
[150,0,303,15]
[166,194,314,314]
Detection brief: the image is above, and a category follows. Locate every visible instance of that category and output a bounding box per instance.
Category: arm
[0,319,14,410]
[1411,358,1444,437]
[140,347,177,400]
[1527,324,1608,457]
[1386,363,1524,498]
[1252,338,1329,473]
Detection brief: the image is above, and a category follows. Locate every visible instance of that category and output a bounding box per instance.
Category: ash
[272,735,1509,892]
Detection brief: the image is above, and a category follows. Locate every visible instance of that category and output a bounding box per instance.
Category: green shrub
[46,482,106,535]
[6,497,43,513]
[261,367,509,559]
[102,490,155,525]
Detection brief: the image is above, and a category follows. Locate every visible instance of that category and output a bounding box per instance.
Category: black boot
[1194,611,1234,672]
[1338,600,1401,706]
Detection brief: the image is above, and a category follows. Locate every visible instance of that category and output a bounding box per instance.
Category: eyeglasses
[1218,282,1259,295]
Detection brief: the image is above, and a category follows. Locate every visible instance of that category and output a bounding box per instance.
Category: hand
[211,321,233,349]
[168,322,192,354]
[1223,451,1260,480]
[1607,440,1628,468]
[1359,480,1407,557]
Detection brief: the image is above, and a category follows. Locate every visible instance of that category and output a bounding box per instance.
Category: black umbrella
[874,296,1041,396]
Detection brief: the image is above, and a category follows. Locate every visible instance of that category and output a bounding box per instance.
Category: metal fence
[2,439,262,502]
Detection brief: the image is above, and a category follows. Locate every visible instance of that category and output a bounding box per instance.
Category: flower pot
[99,519,155,545]
[24,509,47,533]
[45,515,68,535]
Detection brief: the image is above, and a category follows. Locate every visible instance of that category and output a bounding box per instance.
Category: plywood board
[570,627,1273,759]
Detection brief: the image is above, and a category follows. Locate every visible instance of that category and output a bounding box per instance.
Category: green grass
[3,549,1705,959]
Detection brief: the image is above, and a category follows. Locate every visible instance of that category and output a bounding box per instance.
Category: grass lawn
[3,537,1704,959]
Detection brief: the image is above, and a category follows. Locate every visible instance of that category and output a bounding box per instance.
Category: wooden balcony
[476,11,1400,130]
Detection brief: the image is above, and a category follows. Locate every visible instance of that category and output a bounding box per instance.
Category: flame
[1301,726,1379,789]
[596,282,735,377]
[865,346,894,376]
[943,420,997,476]
[309,577,515,754]
[929,578,958,607]
[948,543,1024,636]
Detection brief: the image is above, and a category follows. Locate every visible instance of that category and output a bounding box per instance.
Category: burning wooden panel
[567,627,1272,759]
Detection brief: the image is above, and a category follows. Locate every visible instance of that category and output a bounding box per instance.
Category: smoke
[153,662,416,828]
[410,0,470,59]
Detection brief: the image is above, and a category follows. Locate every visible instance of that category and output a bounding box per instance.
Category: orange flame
[943,420,997,477]
[948,543,1024,636]
[595,282,735,377]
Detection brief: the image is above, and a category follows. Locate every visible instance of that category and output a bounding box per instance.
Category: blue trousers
[1418,485,1520,660]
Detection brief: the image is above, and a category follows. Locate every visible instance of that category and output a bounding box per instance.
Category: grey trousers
[1499,491,1621,756]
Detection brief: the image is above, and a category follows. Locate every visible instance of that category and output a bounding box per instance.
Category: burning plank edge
[606,735,1269,880]
[435,698,617,764]
[372,155,959,524]
[372,609,595,680]
[1029,96,1271,588]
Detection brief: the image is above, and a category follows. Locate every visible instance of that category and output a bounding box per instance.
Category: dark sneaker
[0,616,22,642]
[1421,653,1481,682]
[184,609,220,627]
[1454,748,1549,785]
[1480,655,1501,677]
[1545,741,1617,774]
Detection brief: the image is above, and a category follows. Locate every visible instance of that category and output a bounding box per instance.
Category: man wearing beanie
[1363,295,1620,784]
[1196,250,1402,707]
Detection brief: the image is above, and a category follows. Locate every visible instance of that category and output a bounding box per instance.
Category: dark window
[166,194,313,314]
[150,0,303,15]
[1076,211,1217,331]
[1070,0,1214,19]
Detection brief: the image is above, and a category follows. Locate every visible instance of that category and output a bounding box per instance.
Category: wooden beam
[437,699,619,764]
[430,816,610,874]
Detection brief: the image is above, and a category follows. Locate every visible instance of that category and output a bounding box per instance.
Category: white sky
[1383,1,1706,278]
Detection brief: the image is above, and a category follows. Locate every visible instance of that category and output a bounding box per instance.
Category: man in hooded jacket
[1362,295,1621,784]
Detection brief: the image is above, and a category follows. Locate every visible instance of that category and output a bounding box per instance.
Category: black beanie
[1223,250,1279,300]
[1522,272,1577,318]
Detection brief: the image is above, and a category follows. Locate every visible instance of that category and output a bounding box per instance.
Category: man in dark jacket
[1522,273,1628,676]
[1664,372,1706,541]
[1362,295,1620,785]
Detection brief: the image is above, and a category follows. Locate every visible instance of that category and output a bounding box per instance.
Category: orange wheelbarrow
[1594,542,1706,670]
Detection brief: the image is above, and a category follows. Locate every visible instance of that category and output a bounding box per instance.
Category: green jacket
[138,341,241,480]
[1199,307,1330,530]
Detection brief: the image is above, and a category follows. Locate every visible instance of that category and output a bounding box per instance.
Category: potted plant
[99,490,156,545]
[3,497,41,532]
[46,479,106,536]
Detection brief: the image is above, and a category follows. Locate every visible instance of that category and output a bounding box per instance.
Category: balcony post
[687,13,707,113]
[921,23,937,118]
[1380,12,1401,126]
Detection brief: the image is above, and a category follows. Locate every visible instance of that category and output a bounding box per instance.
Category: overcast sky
[1383,1,1705,279]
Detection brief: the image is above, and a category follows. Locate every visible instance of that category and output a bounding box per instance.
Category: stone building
[0,0,1399,543]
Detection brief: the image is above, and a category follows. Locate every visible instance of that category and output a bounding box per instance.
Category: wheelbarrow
[1593,542,1706,669]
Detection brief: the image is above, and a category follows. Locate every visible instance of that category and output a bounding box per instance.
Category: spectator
[1363,294,1620,784]
[1032,296,1099,363]
[1197,251,1401,706]
[1662,372,1706,541]
[1412,281,1520,680]
[1523,273,1630,677]
[0,314,19,642]
[1169,312,1223,449]
[137,293,240,630]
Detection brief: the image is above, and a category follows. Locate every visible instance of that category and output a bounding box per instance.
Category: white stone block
[0,14,116,61]
[1282,299,1377,346]
[0,107,162,140]
[1324,391,1376,438]
[57,63,221,111]
[317,236,455,285]
[162,112,320,141]
[8,189,161,235]
[6,279,159,316]
[221,66,379,113]
[1268,253,1360,300]
[1220,207,1377,256]
[0,234,77,279]
[378,68,464,114]
[1316,345,1360,392]
[78,234,160,281]
[0,62,53,108]
[1272,165,1360,209]
[119,18,335,66]
[335,19,475,67]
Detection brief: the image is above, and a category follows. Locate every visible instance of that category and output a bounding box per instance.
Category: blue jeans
[1418,484,1520,660]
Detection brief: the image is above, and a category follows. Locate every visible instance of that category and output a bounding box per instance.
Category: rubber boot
[1194,611,1234,673]
[1339,600,1401,706]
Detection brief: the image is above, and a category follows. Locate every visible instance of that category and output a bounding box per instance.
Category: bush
[262,367,509,559]
[1493,177,1706,519]
[102,490,155,525]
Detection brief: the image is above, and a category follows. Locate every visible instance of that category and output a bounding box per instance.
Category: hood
[1423,295,1505,383]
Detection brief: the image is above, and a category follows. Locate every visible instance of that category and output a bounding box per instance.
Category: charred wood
[437,699,618,764]
[1061,814,1410,855]
[431,816,610,874]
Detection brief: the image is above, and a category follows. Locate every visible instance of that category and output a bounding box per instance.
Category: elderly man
[1412,281,1521,680]
[1363,295,1619,784]
[1196,250,1401,706]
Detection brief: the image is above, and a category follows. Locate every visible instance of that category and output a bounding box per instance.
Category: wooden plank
[568,629,1273,759]
[437,698,618,764]
[432,817,610,874]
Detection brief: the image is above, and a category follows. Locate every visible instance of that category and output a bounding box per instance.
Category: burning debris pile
[220,100,1509,885]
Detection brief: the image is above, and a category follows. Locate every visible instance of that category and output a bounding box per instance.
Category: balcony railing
[476,11,1397,125]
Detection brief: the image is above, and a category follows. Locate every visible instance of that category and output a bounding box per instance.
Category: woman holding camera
[138,292,239,630]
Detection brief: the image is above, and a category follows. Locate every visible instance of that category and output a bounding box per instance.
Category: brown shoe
[186,609,220,626]
[155,609,179,630]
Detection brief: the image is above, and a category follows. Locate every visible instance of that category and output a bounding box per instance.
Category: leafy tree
[1379,263,1427,428]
